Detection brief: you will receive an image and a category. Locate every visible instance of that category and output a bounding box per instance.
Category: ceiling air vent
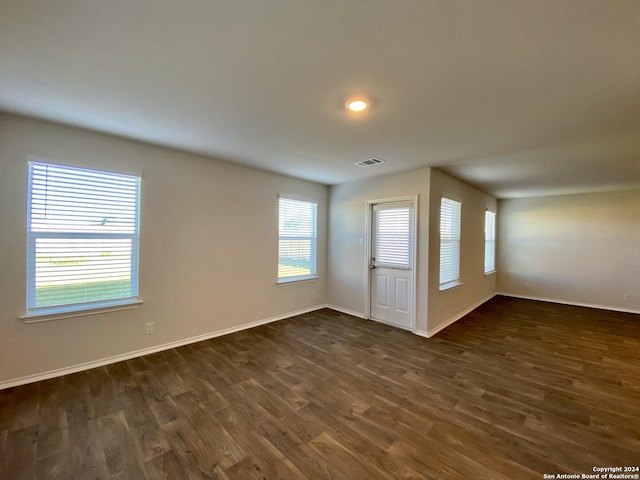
[355,157,385,167]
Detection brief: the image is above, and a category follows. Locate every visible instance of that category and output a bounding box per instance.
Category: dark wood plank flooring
[1,296,639,479]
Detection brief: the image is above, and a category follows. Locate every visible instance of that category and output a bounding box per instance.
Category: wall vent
[355,157,385,167]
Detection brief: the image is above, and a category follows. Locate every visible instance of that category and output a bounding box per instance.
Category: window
[278,197,317,283]
[373,204,413,268]
[26,161,141,316]
[484,210,496,274]
[439,197,461,290]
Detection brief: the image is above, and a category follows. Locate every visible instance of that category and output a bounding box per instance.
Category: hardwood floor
[1,296,639,479]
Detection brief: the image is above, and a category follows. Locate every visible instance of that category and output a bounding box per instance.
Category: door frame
[364,195,418,332]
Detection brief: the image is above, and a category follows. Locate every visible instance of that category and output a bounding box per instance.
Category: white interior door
[369,201,415,331]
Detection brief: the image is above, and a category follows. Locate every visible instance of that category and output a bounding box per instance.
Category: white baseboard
[413,329,429,338]
[325,304,367,319]
[424,293,497,338]
[0,304,326,390]
[497,292,640,315]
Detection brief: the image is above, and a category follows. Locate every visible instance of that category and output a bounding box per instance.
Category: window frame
[484,210,496,275]
[277,196,318,285]
[439,197,462,291]
[23,160,142,320]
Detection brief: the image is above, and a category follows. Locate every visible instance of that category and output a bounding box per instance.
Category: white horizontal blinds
[278,198,317,280]
[439,197,462,287]
[27,162,141,312]
[484,210,496,273]
[374,204,412,268]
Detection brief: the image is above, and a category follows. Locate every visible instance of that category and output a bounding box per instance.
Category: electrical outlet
[623,294,631,302]
[145,322,155,334]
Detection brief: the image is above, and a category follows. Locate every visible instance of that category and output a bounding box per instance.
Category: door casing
[364,195,418,332]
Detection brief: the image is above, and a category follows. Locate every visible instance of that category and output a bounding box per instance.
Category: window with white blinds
[373,204,412,268]
[439,197,462,289]
[26,162,141,316]
[278,197,317,283]
[484,210,496,274]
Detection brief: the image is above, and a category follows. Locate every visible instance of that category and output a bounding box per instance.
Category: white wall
[497,189,640,312]
[327,168,431,332]
[0,113,328,386]
[427,169,497,335]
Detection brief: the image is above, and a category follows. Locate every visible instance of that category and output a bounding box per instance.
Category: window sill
[439,281,462,292]
[276,276,318,286]
[484,270,497,276]
[20,299,143,323]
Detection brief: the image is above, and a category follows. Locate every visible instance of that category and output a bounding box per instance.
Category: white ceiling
[1,0,639,198]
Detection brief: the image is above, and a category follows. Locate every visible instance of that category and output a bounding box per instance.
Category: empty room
[1,1,639,479]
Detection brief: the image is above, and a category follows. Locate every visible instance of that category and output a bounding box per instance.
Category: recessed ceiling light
[347,98,368,112]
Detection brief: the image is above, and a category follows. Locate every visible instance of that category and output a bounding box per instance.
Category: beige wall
[497,190,640,312]
[328,168,498,335]
[427,169,497,335]
[0,113,328,385]
[327,168,431,332]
